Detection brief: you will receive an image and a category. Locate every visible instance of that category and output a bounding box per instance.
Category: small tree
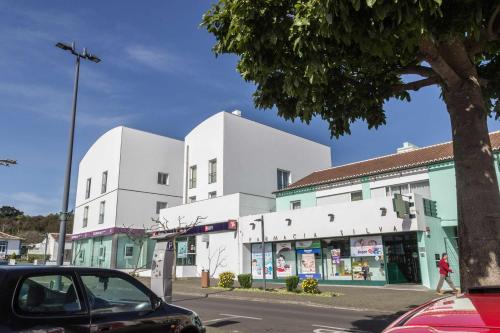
[208,245,227,278]
[150,216,206,280]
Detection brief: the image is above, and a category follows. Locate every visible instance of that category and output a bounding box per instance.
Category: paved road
[172,294,400,333]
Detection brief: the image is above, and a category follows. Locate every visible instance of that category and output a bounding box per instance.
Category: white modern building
[72,126,184,269]
[161,111,332,278]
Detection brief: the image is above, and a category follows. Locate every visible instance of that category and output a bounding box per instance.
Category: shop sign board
[296,240,321,249]
[331,249,341,264]
[350,235,383,257]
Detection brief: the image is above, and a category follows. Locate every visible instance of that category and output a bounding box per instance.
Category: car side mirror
[152,296,163,310]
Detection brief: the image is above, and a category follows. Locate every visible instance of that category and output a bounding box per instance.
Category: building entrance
[383,233,421,284]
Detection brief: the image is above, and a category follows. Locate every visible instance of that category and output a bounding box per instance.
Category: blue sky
[0,1,498,216]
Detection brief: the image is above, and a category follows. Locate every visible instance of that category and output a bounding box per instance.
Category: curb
[173,291,393,314]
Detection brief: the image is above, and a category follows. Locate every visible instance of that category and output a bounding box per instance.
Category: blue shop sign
[299,273,322,279]
[296,248,321,254]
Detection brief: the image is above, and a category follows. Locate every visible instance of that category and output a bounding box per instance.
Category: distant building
[27,233,73,262]
[0,232,22,258]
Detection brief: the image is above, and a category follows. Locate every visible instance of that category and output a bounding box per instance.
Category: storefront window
[176,236,196,266]
[251,243,273,279]
[322,238,352,280]
[296,240,322,279]
[274,242,295,278]
[350,235,385,281]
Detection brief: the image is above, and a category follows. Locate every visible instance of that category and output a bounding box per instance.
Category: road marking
[204,313,263,324]
[312,324,368,333]
[220,313,263,320]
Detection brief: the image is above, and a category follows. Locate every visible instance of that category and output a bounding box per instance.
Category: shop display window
[322,238,352,280]
[352,256,386,281]
[296,240,322,279]
[274,242,295,278]
[251,243,273,279]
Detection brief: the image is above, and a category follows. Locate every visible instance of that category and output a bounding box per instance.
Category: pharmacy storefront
[248,233,421,285]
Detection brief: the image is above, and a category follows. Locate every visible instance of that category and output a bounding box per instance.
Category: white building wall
[116,190,182,229]
[118,127,184,197]
[184,113,225,202]
[222,112,331,197]
[6,240,21,255]
[240,196,423,244]
[73,126,184,236]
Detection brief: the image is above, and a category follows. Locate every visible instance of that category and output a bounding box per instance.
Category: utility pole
[254,215,266,291]
[55,42,100,266]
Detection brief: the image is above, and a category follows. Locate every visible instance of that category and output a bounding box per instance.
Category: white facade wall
[73,126,184,235]
[183,112,331,202]
[223,112,331,197]
[5,240,21,255]
[160,193,275,277]
[240,196,425,245]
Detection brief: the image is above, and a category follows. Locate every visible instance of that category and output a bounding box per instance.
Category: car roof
[402,291,500,329]
[0,266,123,274]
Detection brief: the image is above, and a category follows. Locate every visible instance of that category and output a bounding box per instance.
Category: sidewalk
[138,277,441,313]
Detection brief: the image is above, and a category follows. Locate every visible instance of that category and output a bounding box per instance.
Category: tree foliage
[0,206,23,218]
[203,0,500,137]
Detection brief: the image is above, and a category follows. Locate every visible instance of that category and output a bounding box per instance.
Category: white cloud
[0,192,59,216]
[125,45,191,74]
[0,82,138,128]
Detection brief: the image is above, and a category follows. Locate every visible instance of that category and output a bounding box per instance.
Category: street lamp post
[55,42,100,266]
[254,215,266,291]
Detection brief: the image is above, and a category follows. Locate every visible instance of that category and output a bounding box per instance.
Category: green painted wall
[276,190,316,211]
[91,236,113,268]
[361,177,371,199]
[428,162,458,225]
[420,215,453,289]
[116,235,154,269]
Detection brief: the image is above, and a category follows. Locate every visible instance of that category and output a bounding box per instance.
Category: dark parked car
[0,266,205,333]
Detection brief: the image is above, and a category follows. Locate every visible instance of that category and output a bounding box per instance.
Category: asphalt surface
[172,294,401,333]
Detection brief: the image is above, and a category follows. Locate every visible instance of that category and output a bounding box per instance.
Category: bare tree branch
[393,77,441,92]
[0,159,17,167]
[208,246,227,278]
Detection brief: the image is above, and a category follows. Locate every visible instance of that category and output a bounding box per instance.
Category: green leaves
[202,0,500,137]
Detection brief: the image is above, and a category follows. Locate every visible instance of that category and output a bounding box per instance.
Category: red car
[383,287,500,333]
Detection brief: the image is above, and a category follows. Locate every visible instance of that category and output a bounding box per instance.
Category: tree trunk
[444,80,500,290]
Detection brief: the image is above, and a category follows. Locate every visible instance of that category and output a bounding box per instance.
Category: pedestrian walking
[362,262,370,280]
[436,253,459,295]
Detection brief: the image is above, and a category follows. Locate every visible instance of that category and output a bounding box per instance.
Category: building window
[350,191,363,202]
[277,169,291,190]
[101,171,108,194]
[176,236,196,266]
[0,241,7,253]
[83,206,89,228]
[85,178,91,199]
[156,201,168,214]
[99,201,105,224]
[157,172,169,185]
[189,196,196,203]
[208,159,217,184]
[208,191,217,199]
[124,244,134,258]
[385,181,430,198]
[291,200,301,210]
[189,165,197,189]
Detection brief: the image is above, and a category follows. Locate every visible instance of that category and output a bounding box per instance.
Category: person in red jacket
[436,253,459,295]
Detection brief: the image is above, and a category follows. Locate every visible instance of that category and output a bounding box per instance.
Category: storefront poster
[331,249,341,264]
[301,253,315,273]
[275,242,293,278]
[177,241,188,259]
[251,243,273,279]
[350,236,383,257]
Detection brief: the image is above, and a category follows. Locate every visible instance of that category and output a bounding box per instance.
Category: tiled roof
[0,231,23,240]
[280,131,500,192]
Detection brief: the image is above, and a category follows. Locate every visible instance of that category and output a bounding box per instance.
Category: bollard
[201,270,210,288]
